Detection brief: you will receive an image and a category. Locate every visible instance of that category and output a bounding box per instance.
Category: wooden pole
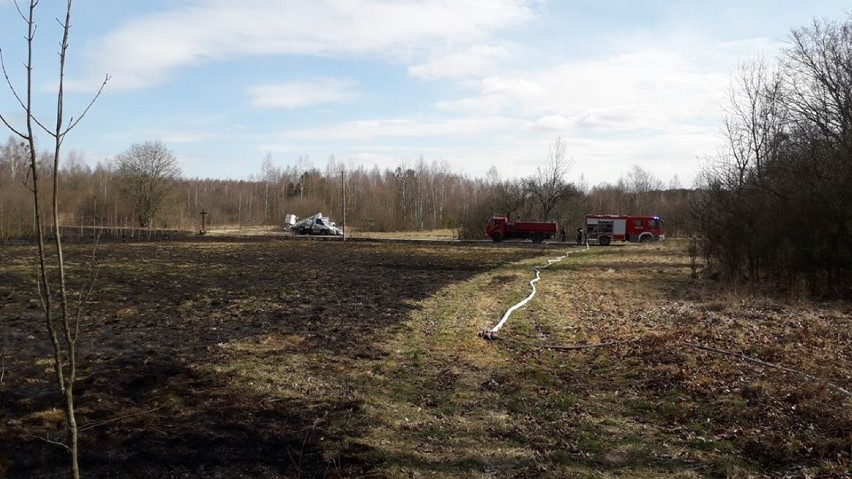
[341,169,346,241]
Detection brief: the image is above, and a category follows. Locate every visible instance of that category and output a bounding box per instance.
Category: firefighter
[576,228,584,245]
[559,227,566,242]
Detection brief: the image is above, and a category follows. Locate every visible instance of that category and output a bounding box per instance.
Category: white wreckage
[288,213,342,236]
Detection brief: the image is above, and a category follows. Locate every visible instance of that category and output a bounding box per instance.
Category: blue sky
[1,1,849,187]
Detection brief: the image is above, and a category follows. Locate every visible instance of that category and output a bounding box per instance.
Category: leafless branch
[13,424,72,453]
[0,50,29,139]
[0,336,7,384]
[0,113,26,139]
[680,342,850,397]
[543,339,637,351]
[73,234,100,341]
[34,265,48,314]
[19,168,35,193]
[515,332,850,397]
[78,406,165,433]
[61,74,110,140]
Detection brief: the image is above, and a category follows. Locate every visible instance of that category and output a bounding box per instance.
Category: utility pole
[341,169,346,241]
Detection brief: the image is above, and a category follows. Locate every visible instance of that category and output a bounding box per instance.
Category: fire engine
[486,216,558,243]
[584,214,664,246]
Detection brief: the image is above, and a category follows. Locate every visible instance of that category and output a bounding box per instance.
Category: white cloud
[103,128,220,145]
[530,114,569,131]
[569,133,710,187]
[408,44,510,80]
[70,0,533,91]
[247,79,354,109]
[155,131,221,144]
[275,116,520,141]
[437,47,730,132]
[346,152,400,171]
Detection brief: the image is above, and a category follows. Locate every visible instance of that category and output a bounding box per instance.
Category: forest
[0,137,695,241]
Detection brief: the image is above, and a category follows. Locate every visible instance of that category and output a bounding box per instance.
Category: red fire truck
[486,216,558,243]
[584,214,664,246]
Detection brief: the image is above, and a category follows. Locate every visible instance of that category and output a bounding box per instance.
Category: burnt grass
[0,238,540,478]
[2,238,851,478]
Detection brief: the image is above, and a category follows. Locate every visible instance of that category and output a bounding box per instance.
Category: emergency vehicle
[584,214,664,246]
[486,216,558,243]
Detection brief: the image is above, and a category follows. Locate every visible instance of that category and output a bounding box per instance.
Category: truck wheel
[491,233,503,243]
[531,233,544,243]
[599,236,611,246]
[640,234,652,243]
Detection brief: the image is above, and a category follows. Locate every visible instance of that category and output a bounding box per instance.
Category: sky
[0,1,849,187]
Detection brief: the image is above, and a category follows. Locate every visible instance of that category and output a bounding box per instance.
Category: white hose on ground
[488,242,589,334]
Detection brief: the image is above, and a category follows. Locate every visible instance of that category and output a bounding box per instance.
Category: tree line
[695,14,852,298]
[0,136,693,241]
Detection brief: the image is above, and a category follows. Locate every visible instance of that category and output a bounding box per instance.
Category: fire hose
[480,242,589,340]
[478,243,850,398]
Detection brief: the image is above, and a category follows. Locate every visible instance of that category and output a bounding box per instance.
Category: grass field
[0,238,849,478]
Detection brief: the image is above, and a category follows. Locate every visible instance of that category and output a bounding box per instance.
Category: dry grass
[203,225,285,236]
[202,225,457,241]
[351,240,851,478]
[1,238,849,478]
[348,228,457,240]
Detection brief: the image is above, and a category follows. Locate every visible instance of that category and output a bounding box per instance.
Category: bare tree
[526,137,576,219]
[619,164,663,214]
[494,178,527,218]
[697,13,852,296]
[1,136,29,182]
[0,1,108,477]
[784,17,852,147]
[115,141,181,227]
[723,58,786,187]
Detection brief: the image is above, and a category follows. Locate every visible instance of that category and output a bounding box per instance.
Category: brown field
[0,238,849,478]
[202,225,458,241]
